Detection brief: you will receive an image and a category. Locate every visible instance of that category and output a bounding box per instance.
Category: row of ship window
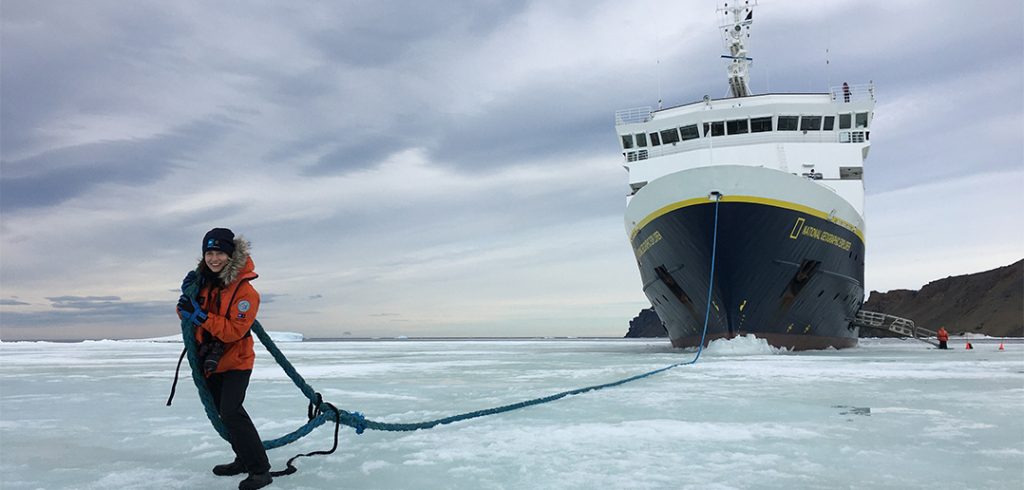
[621,112,871,149]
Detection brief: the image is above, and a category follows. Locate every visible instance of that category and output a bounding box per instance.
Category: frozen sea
[1,337,1022,490]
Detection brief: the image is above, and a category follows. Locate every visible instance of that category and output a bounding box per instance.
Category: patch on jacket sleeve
[237,300,251,313]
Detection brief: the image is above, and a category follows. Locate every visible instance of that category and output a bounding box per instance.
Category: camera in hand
[198,340,225,375]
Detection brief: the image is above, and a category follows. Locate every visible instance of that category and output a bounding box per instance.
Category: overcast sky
[2,0,1022,341]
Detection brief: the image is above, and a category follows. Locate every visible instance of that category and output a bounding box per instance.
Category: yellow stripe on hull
[630,194,865,243]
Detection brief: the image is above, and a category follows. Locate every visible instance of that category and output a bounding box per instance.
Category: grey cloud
[0,292,277,335]
[48,296,123,309]
[0,298,31,306]
[0,1,187,155]
[1,295,171,330]
[0,117,237,211]
[428,82,621,171]
[304,131,410,176]
[303,1,529,68]
[749,1,1021,98]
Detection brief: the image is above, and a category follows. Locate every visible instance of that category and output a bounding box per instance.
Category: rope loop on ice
[174,196,722,470]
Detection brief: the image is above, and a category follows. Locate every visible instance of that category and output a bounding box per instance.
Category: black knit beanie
[202,228,235,256]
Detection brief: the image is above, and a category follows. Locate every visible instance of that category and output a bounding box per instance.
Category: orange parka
[937,327,949,342]
[193,237,260,374]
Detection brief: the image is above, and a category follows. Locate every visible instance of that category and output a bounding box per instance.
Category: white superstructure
[616,87,875,236]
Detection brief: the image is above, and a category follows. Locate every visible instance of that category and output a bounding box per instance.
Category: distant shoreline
[3,335,1021,344]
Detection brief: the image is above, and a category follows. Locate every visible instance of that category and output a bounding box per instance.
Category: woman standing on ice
[177,228,273,490]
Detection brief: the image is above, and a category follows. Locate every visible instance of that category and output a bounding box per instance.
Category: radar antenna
[717,1,756,98]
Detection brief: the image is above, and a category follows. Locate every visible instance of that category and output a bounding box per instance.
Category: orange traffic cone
[999,343,1005,351]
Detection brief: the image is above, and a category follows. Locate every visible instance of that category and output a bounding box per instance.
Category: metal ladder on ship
[853,310,938,346]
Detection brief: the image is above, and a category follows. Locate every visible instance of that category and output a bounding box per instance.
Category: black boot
[212,460,246,476]
[239,472,273,490]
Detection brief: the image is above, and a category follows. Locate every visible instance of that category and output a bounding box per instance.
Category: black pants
[206,370,270,474]
[939,341,947,349]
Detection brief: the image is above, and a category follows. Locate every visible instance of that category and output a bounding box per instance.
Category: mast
[718,1,756,98]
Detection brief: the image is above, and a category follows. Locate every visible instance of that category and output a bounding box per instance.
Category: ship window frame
[621,134,634,149]
[839,113,852,129]
[777,115,799,131]
[750,116,772,133]
[726,118,749,135]
[635,133,648,147]
[649,132,661,146]
[855,112,869,128]
[800,115,822,131]
[660,127,681,145]
[823,116,835,131]
[679,124,700,141]
[703,121,725,137]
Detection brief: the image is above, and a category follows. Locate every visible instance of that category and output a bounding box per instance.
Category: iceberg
[268,331,303,342]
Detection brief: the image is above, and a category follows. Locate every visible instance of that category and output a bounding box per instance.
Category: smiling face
[204,250,230,273]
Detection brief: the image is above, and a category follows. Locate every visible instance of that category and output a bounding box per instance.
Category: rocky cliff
[862,260,1022,337]
[625,260,1023,338]
[624,307,666,338]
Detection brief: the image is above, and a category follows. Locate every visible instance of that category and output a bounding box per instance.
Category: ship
[614,2,874,350]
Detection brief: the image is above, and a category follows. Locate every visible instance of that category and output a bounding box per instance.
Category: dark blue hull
[632,199,864,350]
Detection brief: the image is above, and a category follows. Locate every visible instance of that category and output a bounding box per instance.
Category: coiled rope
[173,195,722,473]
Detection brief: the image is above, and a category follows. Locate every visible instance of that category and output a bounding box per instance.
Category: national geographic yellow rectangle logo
[789,218,805,239]
[636,230,662,258]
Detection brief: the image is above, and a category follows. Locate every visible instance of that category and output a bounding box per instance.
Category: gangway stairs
[853,310,937,346]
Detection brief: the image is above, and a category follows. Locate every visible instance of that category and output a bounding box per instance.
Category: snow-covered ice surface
[1,337,1022,489]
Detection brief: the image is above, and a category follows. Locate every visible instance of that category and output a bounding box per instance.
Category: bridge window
[777,116,799,131]
[800,116,822,131]
[823,116,835,131]
[679,124,700,141]
[649,132,661,146]
[726,119,749,135]
[635,133,648,147]
[621,135,634,149]
[855,112,869,128]
[703,121,725,137]
[839,113,852,129]
[750,116,772,133]
[660,128,681,145]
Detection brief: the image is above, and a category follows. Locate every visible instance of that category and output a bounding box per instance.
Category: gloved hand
[181,270,203,294]
[177,294,208,326]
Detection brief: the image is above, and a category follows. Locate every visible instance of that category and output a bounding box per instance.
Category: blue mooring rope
[179,195,722,449]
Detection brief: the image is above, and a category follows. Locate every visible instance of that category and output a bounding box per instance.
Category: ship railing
[624,130,870,162]
[615,106,654,126]
[830,82,875,103]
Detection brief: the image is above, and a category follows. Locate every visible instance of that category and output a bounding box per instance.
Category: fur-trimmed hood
[197,235,257,287]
